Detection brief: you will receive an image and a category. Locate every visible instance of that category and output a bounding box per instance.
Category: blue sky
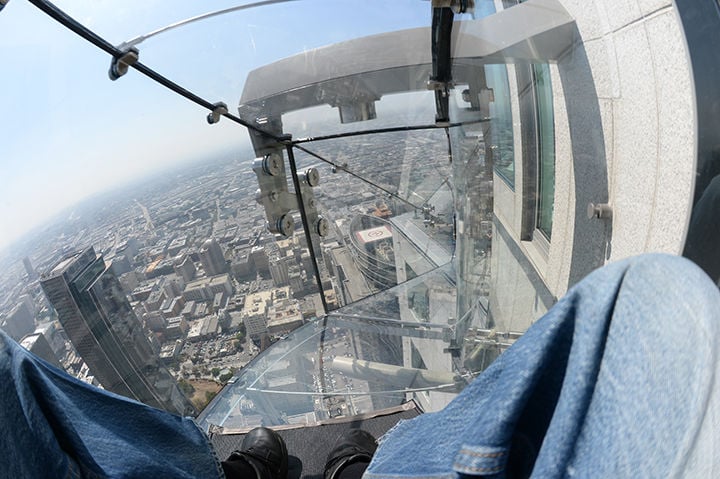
[0,0,435,251]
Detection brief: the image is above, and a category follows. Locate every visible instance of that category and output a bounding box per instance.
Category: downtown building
[41,246,196,416]
[199,238,228,276]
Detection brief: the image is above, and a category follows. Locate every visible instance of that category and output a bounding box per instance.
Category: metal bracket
[427,80,455,91]
[207,102,228,124]
[422,203,438,228]
[253,151,298,237]
[429,5,455,125]
[108,47,139,81]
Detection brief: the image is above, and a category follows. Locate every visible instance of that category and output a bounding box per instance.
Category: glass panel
[197,265,472,432]
[289,127,455,308]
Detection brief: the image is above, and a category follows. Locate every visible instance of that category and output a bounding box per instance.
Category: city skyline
[0,125,450,414]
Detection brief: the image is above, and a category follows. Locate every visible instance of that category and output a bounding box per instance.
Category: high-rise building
[23,256,38,281]
[250,246,270,277]
[19,333,63,368]
[1,300,35,340]
[40,246,195,416]
[199,238,228,276]
[269,254,291,287]
[173,254,197,283]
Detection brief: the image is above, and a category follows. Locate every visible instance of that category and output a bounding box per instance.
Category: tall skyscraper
[41,247,195,416]
[23,256,38,281]
[173,254,197,283]
[199,238,228,276]
[19,333,63,368]
[1,300,35,340]
[269,254,291,287]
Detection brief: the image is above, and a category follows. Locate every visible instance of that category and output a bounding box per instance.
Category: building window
[486,64,515,188]
[533,64,555,240]
[518,63,556,246]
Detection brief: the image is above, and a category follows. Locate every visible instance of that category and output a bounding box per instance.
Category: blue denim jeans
[1,254,718,478]
[366,254,720,478]
[0,331,223,478]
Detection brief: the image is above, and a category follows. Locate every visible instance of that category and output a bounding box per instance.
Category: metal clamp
[109,48,139,80]
[206,102,228,124]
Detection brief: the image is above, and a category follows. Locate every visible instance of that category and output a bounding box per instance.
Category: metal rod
[26,0,288,144]
[118,0,300,50]
[290,119,489,145]
[292,144,423,210]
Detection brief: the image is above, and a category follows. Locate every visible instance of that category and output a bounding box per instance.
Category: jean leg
[364,254,720,478]
[535,254,720,477]
[0,331,224,479]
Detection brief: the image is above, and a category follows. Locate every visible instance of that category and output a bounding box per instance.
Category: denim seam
[457,449,507,458]
[364,474,455,479]
[453,464,505,474]
[454,449,507,474]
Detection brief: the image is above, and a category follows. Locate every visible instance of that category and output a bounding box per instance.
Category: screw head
[263,153,282,176]
[277,214,294,237]
[305,168,320,187]
[316,217,329,237]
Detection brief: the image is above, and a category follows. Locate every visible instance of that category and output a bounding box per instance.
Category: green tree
[178,379,195,396]
[211,367,221,377]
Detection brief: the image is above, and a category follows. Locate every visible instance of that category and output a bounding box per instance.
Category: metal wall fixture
[587,203,613,220]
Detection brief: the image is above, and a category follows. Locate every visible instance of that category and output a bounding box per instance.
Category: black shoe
[324,429,377,479]
[224,427,288,479]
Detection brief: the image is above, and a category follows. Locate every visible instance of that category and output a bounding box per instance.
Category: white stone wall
[489,0,695,330]
[557,0,695,270]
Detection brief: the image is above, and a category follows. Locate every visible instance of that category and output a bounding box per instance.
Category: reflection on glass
[289,127,455,309]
